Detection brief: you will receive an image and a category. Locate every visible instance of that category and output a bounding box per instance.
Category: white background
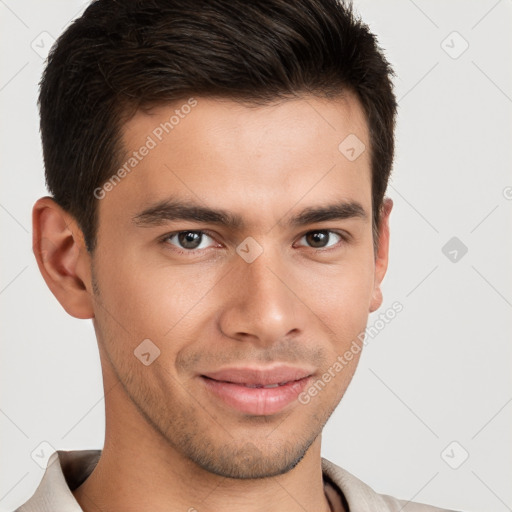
[1,1,511,511]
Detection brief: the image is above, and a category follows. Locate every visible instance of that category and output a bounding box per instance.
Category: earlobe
[369,198,393,313]
[32,196,95,319]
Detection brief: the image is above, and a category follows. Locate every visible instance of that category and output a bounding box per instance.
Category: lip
[200,365,314,415]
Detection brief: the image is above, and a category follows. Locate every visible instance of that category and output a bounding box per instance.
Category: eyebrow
[132,198,368,230]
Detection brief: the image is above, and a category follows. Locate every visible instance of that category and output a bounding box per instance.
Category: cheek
[295,255,375,338]
[299,263,373,404]
[93,248,222,345]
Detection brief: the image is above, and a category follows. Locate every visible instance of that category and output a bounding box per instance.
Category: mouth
[199,366,314,415]
[223,381,292,389]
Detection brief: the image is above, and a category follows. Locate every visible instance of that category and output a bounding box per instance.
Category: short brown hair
[39,0,397,253]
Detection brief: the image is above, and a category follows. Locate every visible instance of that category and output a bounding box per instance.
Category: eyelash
[159,229,349,256]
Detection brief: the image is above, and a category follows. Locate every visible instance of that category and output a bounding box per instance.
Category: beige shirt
[14,450,459,512]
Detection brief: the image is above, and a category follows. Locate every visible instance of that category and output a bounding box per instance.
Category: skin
[33,92,392,512]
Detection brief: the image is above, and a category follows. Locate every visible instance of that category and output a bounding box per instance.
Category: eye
[163,230,218,253]
[160,228,347,256]
[295,230,345,250]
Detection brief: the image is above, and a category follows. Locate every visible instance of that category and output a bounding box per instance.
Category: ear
[32,196,95,319]
[369,197,393,313]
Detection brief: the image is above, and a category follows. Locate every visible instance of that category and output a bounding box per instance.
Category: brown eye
[298,230,343,249]
[177,231,202,249]
[165,231,215,252]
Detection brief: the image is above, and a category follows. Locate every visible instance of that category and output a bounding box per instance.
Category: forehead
[99,93,371,232]
[123,92,368,155]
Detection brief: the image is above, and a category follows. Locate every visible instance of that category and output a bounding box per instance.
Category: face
[69,94,390,479]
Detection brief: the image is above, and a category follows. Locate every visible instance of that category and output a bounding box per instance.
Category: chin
[185,437,314,480]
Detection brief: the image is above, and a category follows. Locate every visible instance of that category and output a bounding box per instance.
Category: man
[16,0,460,510]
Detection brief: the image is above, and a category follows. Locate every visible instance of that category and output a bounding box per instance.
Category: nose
[216,243,304,348]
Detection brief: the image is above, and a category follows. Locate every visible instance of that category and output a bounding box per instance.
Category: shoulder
[321,457,462,512]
